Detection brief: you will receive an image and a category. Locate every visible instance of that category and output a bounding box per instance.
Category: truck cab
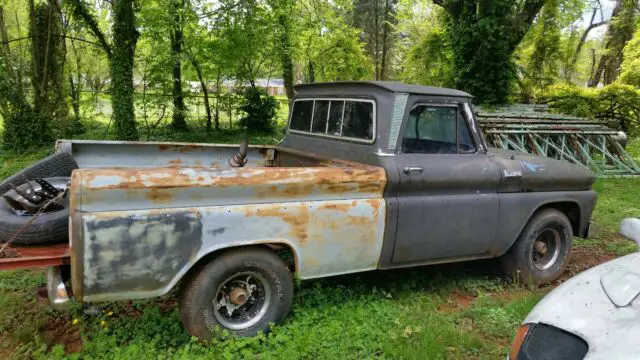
[282,81,595,270]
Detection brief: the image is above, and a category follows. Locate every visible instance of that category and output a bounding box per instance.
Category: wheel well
[538,201,581,236]
[177,243,298,291]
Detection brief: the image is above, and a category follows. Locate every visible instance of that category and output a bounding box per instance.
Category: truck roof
[294,81,473,98]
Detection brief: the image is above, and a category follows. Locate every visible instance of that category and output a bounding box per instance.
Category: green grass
[0,136,639,359]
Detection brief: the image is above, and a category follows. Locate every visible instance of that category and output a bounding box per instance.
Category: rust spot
[251,205,310,244]
[144,188,173,204]
[168,159,182,167]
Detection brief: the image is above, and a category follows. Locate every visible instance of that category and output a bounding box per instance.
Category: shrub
[238,87,279,133]
[543,83,640,135]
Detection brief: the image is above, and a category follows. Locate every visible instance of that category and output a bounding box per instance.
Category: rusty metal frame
[0,243,70,270]
[477,109,640,176]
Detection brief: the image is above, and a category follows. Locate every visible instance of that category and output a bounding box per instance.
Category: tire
[180,247,294,340]
[500,209,573,285]
[0,177,70,245]
[0,152,77,196]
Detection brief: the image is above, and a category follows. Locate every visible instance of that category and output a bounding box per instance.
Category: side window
[401,105,476,154]
[290,100,313,131]
[288,99,374,142]
[311,100,330,134]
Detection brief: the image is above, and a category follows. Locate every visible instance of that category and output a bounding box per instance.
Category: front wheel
[501,209,573,285]
[179,247,294,340]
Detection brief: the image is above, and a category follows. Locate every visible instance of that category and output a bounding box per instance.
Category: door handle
[403,166,424,175]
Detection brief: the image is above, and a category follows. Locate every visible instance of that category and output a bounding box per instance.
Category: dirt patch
[41,316,82,353]
[438,291,477,312]
[564,246,616,280]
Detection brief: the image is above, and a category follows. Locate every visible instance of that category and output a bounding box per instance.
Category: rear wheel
[501,209,573,285]
[179,247,294,340]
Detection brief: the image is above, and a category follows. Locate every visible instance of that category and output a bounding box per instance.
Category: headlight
[509,323,588,360]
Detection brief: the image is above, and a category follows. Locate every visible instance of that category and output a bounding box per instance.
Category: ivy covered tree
[433,0,548,104]
[70,0,139,140]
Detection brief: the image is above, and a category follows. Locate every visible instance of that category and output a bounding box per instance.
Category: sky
[580,0,616,39]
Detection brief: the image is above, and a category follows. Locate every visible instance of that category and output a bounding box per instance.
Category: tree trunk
[191,57,212,132]
[69,75,81,125]
[111,0,139,140]
[307,60,315,83]
[278,13,294,99]
[373,0,380,80]
[588,0,637,87]
[379,0,391,80]
[170,0,188,131]
[215,71,221,131]
[570,8,606,81]
[0,7,9,54]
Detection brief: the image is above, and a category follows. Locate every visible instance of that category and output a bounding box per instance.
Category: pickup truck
[0,81,597,340]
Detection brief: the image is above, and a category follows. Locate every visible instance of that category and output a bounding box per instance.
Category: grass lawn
[0,138,638,359]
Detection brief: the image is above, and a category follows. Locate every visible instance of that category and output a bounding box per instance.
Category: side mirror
[619,218,640,245]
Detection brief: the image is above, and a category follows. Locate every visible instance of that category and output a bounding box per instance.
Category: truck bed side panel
[70,165,387,302]
[78,199,385,302]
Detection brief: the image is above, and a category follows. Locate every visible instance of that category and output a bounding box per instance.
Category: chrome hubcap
[213,272,270,331]
[532,229,561,271]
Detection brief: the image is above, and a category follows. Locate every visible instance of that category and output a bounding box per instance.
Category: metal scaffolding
[476,106,640,176]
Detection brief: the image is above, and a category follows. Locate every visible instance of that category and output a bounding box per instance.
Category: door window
[401,105,476,154]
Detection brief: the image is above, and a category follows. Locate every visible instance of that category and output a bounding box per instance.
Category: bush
[543,83,640,135]
[238,87,279,133]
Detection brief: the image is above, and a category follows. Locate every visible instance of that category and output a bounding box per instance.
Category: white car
[508,218,640,360]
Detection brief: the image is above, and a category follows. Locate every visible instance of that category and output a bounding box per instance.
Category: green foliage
[544,83,640,134]
[238,87,279,133]
[515,0,586,101]
[620,24,640,87]
[297,0,374,82]
[445,1,521,104]
[396,3,455,87]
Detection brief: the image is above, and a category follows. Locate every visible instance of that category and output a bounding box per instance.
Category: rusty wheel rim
[531,228,561,271]
[213,272,271,331]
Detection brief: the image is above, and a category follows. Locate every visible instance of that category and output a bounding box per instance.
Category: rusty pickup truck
[0,81,597,339]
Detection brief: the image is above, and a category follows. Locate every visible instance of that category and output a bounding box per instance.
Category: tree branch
[1,34,104,48]
[68,0,112,58]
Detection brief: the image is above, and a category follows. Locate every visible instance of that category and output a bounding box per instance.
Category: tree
[30,0,68,131]
[299,0,373,82]
[70,0,139,140]
[353,0,397,80]
[515,0,585,101]
[396,0,454,87]
[0,4,52,150]
[169,0,188,131]
[268,0,295,99]
[588,0,638,87]
[433,0,548,104]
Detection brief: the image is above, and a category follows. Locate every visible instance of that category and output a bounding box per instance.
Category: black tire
[501,209,573,285]
[180,247,294,340]
[0,177,70,245]
[0,152,77,196]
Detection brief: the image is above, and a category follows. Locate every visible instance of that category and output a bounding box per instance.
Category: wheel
[0,177,70,245]
[179,247,294,340]
[0,152,77,196]
[501,209,573,285]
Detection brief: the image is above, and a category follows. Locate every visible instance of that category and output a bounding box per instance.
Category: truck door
[391,103,501,264]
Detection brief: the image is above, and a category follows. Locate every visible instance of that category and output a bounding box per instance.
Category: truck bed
[53,140,387,302]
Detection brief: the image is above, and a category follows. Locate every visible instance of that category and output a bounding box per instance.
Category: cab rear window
[288,99,375,142]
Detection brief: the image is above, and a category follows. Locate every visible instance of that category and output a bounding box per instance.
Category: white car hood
[523,252,640,360]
